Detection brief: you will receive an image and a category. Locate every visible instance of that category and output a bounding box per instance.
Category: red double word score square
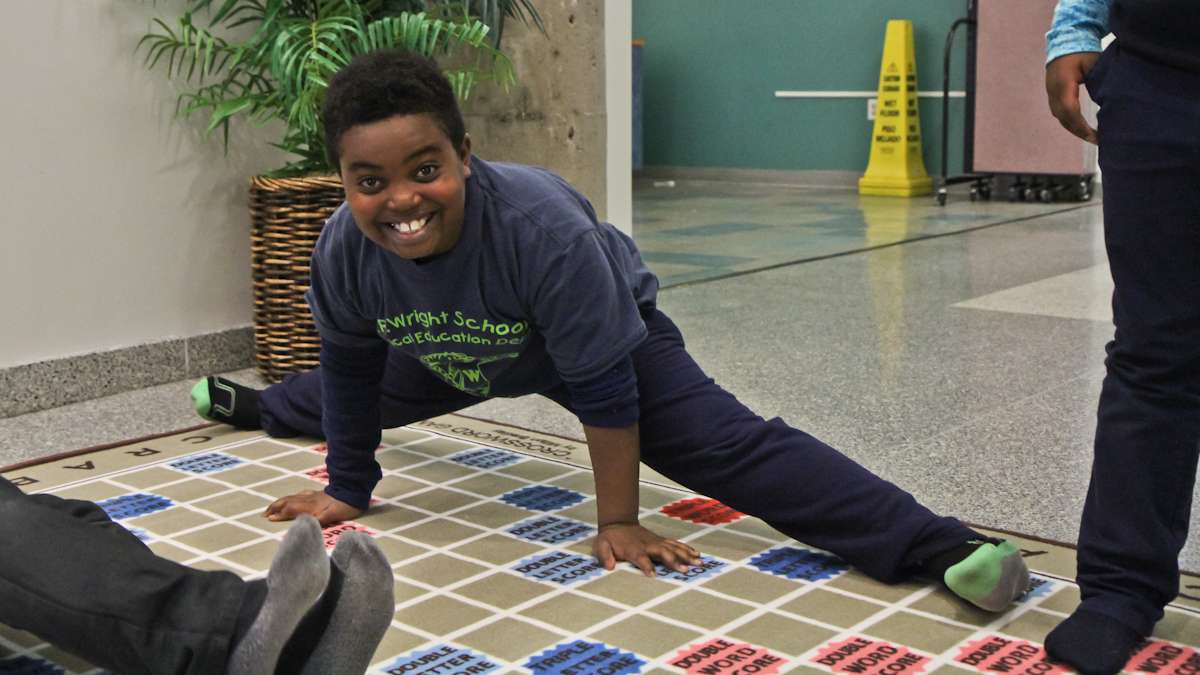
[1125,640,1198,674]
[671,639,786,675]
[955,637,1068,675]
[813,637,928,675]
[662,498,745,525]
[321,522,378,550]
[309,443,385,454]
[305,466,331,482]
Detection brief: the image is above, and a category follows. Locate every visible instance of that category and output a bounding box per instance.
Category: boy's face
[339,113,471,260]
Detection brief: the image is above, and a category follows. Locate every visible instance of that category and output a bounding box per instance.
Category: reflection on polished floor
[4,180,1197,573]
[633,178,1089,288]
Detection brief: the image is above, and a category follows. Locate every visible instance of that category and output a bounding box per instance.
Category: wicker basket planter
[248,175,344,382]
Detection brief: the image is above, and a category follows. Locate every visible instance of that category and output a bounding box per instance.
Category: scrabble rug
[2,415,1197,675]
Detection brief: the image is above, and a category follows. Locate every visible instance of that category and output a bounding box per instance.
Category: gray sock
[299,532,395,675]
[227,515,329,675]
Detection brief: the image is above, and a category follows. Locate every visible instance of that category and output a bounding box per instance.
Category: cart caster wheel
[979,186,992,200]
[1023,187,1037,201]
[1039,188,1055,203]
[969,187,979,201]
[1077,181,1092,201]
[936,189,948,206]
[1008,186,1021,201]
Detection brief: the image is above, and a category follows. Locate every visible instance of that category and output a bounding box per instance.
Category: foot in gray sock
[227,515,329,675]
[299,532,395,675]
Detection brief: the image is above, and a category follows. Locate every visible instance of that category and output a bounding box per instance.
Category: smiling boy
[194,49,1029,610]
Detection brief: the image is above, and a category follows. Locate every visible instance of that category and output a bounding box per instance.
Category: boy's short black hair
[322,49,466,170]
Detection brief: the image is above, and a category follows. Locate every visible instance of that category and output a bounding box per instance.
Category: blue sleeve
[531,230,648,381]
[563,355,639,427]
[1046,0,1111,63]
[304,208,388,510]
[306,210,381,349]
[319,338,387,511]
[530,230,647,423]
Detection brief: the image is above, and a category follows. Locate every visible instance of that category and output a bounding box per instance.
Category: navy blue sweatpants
[262,309,977,582]
[1076,44,1200,635]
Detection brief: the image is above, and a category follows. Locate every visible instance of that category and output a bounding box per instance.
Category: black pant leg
[27,493,134,537]
[0,478,245,675]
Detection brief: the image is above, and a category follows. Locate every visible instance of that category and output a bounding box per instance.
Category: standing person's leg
[587,310,1027,608]
[0,477,247,674]
[197,350,480,438]
[1046,45,1200,673]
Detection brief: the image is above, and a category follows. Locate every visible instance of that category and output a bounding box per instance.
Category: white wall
[1,2,628,370]
[0,3,284,368]
[604,0,633,235]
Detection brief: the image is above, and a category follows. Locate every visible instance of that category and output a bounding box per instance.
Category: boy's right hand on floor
[265,490,363,527]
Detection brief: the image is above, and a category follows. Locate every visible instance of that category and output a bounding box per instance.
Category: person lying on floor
[194,48,1030,612]
[0,476,393,675]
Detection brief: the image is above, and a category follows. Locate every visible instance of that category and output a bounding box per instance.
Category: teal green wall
[633,0,972,174]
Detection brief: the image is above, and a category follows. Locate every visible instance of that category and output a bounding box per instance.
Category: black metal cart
[936,0,1095,206]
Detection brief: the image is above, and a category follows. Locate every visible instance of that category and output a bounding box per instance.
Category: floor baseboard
[0,327,255,419]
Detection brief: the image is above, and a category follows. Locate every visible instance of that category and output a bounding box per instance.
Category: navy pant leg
[260,347,482,438]
[627,310,976,582]
[1076,44,1200,636]
[0,478,244,675]
[262,320,976,583]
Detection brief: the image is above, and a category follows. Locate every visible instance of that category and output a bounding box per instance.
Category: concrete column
[604,0,633,234]
[461,1,609,221]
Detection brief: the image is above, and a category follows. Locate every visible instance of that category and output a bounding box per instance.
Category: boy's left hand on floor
[593,522,702,577]
[265,489,364,527]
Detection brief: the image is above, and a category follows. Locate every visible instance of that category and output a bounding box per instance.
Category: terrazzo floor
[4,179,1197,573]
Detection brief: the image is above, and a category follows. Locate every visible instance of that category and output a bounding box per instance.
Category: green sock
[942,540,1030,611]
[190,376,262,429]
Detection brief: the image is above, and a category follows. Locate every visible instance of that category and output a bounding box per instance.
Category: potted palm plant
[138,0,542,381]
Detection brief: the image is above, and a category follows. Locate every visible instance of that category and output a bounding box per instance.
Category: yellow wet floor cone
[859,19,933,197]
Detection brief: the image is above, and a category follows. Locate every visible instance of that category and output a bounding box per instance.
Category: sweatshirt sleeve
[562,355,639,427]
[306,214,381,349]
[318,338,387,511]
[304,213,388,509]
[529,230,647,426]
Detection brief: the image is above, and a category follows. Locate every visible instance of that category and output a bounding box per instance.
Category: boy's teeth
[390,216,429,234]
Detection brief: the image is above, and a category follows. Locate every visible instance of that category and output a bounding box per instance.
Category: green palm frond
[457,0,545,48]
[137,14,239,83]
[137,0,533,176]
